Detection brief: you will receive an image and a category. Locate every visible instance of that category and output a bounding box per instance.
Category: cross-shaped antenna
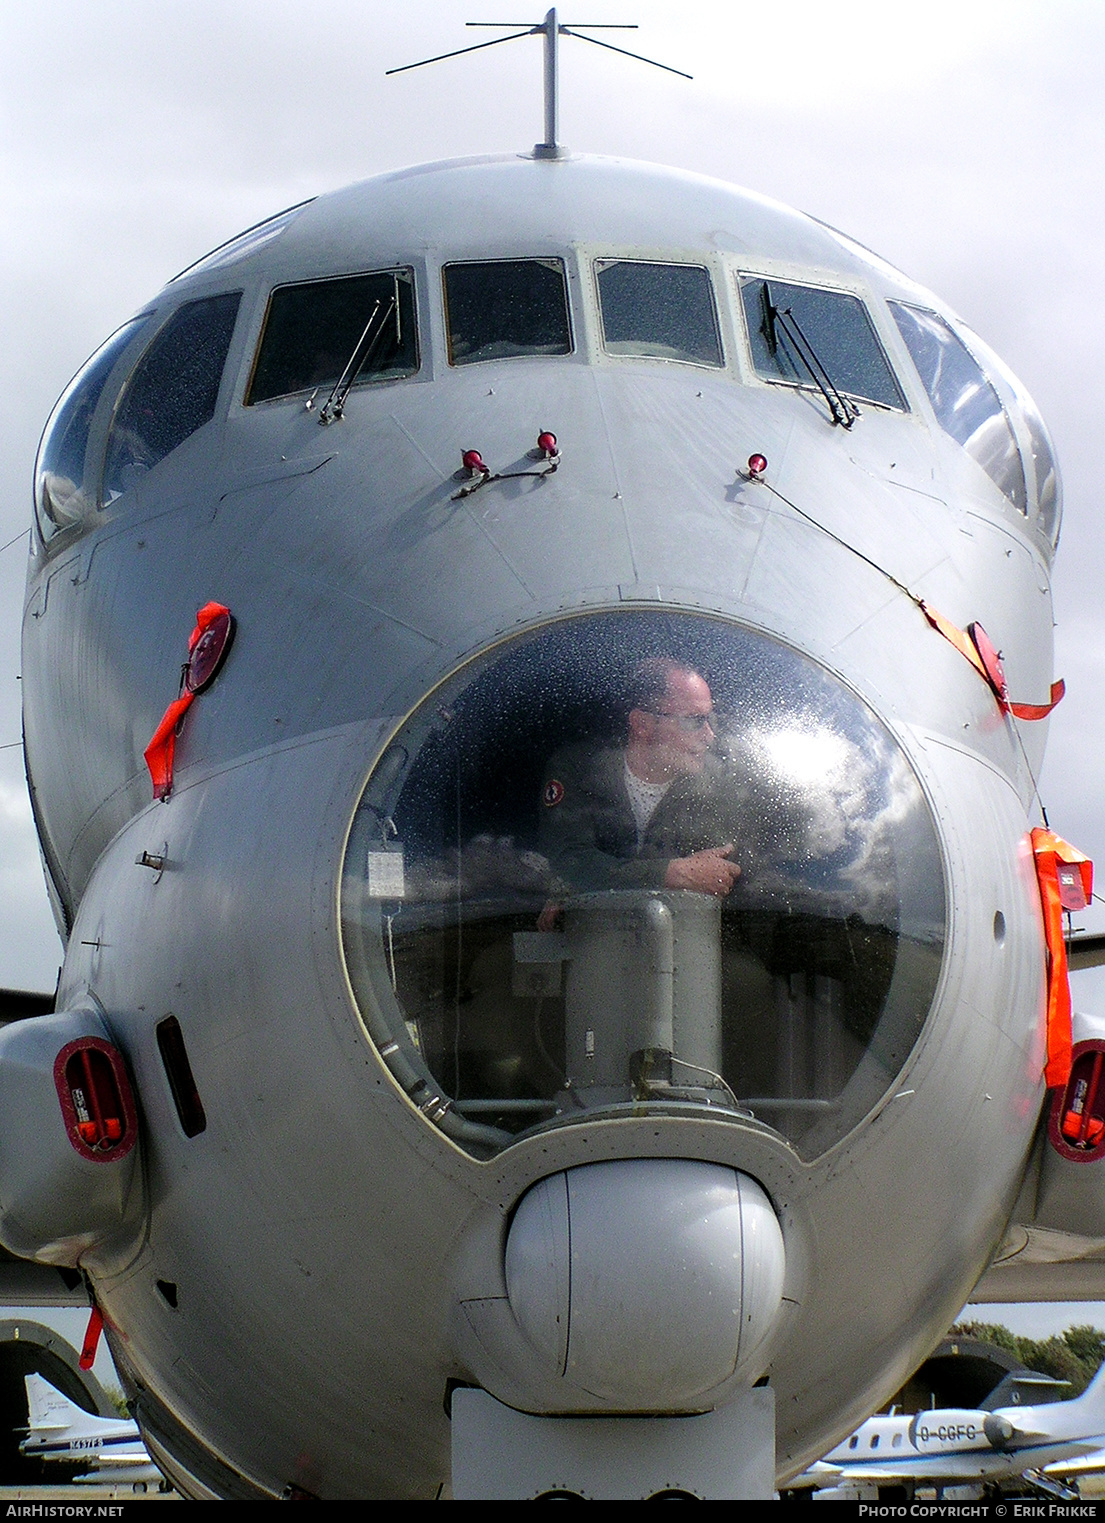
[387,8,691,160]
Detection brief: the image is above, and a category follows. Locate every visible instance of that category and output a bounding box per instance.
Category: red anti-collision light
[967,622,1009,711]
[747,453,768,478]
[537,431,558,457]
[461,449,488,474]
[185,607,235,695]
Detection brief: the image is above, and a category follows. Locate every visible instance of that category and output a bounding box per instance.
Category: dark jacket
[538,739,734,893]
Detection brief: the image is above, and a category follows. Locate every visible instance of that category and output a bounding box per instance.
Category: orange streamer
[1032,827,1093,1089]
[1010,681,1066,722]
[143,603,231,802]
[79,1304,103,1370]
[919,601,988,682]
[919,601,1064,721]
[143,693,194,802]
[189,601,229,654]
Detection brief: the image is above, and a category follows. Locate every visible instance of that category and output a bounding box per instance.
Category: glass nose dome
[341,612,946,1159]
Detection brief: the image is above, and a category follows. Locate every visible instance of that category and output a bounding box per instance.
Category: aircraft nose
[503,1158,785,1408]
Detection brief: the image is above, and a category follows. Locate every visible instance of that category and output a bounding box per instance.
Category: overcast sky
[5,0,1105,993]
[3,2,1105,1358]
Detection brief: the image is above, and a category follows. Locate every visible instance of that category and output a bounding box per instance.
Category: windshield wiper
[763,284,859,429]
[317,279,401,426]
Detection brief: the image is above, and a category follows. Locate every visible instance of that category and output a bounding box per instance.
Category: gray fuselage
[20,153,1060,1497]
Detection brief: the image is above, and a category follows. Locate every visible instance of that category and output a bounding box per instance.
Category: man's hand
[664,844,741,897]
[537,900,562,932]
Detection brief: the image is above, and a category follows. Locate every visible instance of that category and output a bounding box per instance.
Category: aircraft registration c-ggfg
[3,11,1104,1501]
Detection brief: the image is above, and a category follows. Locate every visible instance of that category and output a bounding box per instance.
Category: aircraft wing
[1069,937,1105,973]
[73,1464,163,1486]
[803,1447,1098,1489]
[798,1423,1105,1493]
[1045,1448,1105,1478]
[787,1464,841,1489]
[0,1248,89,1307]
[805,1455,1018,1485]
[83,1452,154,1467]
[970,1226,1105,1303]
[970,977,1105,1307]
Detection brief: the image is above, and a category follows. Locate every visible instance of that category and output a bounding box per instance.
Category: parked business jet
[19,1373,163,1488]
[796,1359,1105,1499]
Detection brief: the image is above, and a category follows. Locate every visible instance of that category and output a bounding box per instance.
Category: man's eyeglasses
[646,710,716,733]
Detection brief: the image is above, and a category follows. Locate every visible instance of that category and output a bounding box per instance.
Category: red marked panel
[53,1038,138,1163]
[1049,1041,1105,1161]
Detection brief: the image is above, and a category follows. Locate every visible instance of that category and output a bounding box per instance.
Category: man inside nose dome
[539,655,742,900]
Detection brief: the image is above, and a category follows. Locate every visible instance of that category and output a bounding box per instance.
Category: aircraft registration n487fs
[2,9,1103,1501]
[20,1374,162,1489]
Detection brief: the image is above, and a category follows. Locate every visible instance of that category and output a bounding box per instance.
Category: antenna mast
[539,8,560,158]
[387,11,690,161]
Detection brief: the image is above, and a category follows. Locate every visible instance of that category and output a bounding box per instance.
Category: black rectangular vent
[156,1016,207,1137]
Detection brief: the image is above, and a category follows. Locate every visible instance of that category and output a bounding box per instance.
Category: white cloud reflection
[757,728,850,790]
[729,721,933,933]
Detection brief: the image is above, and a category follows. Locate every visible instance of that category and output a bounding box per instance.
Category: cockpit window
[1021,391,1062,545]
[102,292,241,504]
[34,316,151,541]
[888,302,1027,513]
[741,277,906,410]
[443,259,572,365]
[341,612,946,1162]
[247,270,418,404]
[595,261,723,367]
